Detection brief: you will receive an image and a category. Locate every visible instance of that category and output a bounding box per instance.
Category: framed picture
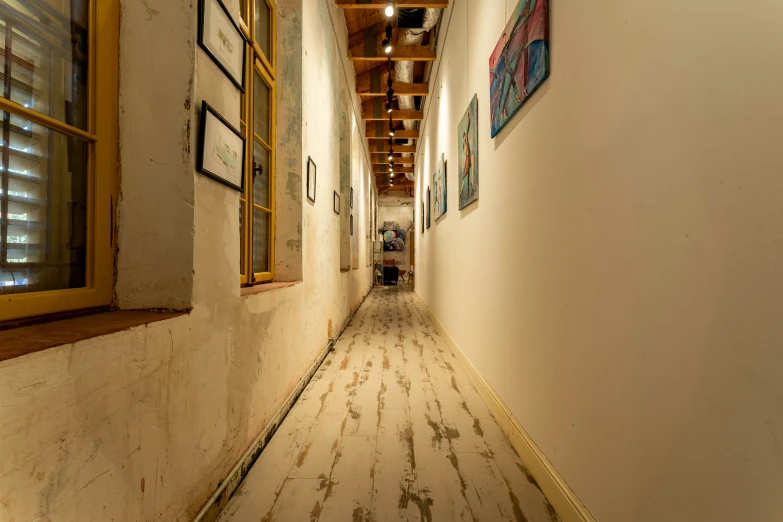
[350,214,354,236]
[433,153,447,221]
[307,157,316,203]
[426,187,431,229]
[421,202,424,234]
[489,0,549,137]
[351,187,354,208]
[333,191,340,215]
[197,101,245,192]
[198,0,246,92]
[458,94,479,209]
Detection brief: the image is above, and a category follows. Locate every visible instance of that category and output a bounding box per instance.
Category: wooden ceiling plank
[363,109,423,121]
[350,46,436,61]
[359,82,429,96]
[338,0,448,8]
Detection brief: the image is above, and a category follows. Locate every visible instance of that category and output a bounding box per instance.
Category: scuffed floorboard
[217,286,560,522]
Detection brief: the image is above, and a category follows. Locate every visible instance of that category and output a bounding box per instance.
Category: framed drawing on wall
[350,214,354,236]
[334,191,340,214]
[307,157,317,203]
[197,101,246,192]
[198,0,246,92]
[351,187,354,209]
[421,202,424,234]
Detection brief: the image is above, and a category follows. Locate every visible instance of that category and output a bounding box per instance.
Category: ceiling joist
[337,0,448,8]
[374,165,415,174]
[363,109,423,121]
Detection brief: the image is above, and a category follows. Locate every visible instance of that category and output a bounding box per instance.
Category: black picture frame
[197,101,246,192]
[197,0,247,92]
[333,191,340,215]
[350,187,354,209]
[307,157,317,203]
[350,214,354,235]
[421,202,424,234]
[426,187,431,229]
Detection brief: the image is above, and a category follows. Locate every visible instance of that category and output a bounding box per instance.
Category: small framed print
[333,191,340,215]
[198,0,246,92]
[350,187,354,209]
[350,214,354,235]
[307,157,317,203]
[421,202,424,234]
[197,101,245,192]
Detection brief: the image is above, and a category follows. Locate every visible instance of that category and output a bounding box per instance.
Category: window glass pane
[253,70,270,143]
[252,207,269,273]
[0,2,90,131]
[0,111,88,294]
[254,0,271,60]
[239,201,245,274]
[252,140,269,208]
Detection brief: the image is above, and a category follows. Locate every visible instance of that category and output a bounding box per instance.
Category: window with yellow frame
[239,0,276,285]
[0,1,118,323]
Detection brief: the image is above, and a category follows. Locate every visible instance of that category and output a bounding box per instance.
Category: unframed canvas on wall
[197,101,245,192]
[306,157,316,203]
[489,0,549,138]
[383,230,405,252]
[433,154,447,221]
[458,94,479,209]
[198,0,246,92]
[426,187,431,229]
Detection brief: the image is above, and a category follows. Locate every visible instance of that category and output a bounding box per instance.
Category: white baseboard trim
[420,296,597,522]
[193,286,373,522]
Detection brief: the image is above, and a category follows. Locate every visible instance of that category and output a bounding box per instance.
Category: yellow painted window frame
[240,0,276,285]
[0,2,119,323]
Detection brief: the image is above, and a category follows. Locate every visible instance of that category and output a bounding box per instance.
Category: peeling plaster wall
[115,0,196,310]
[414,1,783,522]
[0,0,376,520]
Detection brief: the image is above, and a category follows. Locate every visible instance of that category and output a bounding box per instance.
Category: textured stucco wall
[115,0,196,310]
[0,0,375,520]
[414,1,783,522]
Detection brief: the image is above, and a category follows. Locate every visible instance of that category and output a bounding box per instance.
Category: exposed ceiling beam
[337,0,448,8]
[363,109,423,121]
[349,46,436,62]
[372,144,416,153]
[366,130,420,140]
[359,83,429,97]
[366,121,420,140]
[374,165,415,174]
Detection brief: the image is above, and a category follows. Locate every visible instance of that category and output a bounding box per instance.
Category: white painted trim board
[419,293,598,522]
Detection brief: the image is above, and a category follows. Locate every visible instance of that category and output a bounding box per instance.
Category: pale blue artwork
[433,153,447,221]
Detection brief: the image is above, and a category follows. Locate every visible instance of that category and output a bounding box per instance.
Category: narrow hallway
[217,286,558,522]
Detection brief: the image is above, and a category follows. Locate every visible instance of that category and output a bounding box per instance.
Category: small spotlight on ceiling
[389,129,395,137]
[383,39,392,54]
[385,0,394,18]
[386,103,392,114]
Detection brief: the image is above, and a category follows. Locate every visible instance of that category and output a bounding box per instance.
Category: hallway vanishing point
[217,286,559,522]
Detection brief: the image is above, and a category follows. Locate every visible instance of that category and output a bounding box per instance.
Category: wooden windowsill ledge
[240,280,302,297]
[0,310,188,363]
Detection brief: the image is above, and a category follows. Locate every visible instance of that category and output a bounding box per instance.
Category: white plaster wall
[0,0,375,520]
[414,1,783,521]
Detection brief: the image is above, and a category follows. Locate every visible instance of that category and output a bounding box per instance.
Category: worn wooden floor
[217,286,560,522]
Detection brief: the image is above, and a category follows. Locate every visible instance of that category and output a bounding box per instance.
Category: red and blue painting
[489,0,549,138]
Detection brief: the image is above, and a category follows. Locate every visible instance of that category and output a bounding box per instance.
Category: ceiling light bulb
[389,130,395,137]
[386,103,392,114]
[385,1,394,17]
[383,40,392,54]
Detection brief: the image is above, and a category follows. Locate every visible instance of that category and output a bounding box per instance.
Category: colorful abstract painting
[383,230,406,252]
[433,153,447,221]
[458,95,479,209]
[489,0,549,138]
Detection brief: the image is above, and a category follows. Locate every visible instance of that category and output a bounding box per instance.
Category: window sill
[240,281,301,297]
[0,310,188,363]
